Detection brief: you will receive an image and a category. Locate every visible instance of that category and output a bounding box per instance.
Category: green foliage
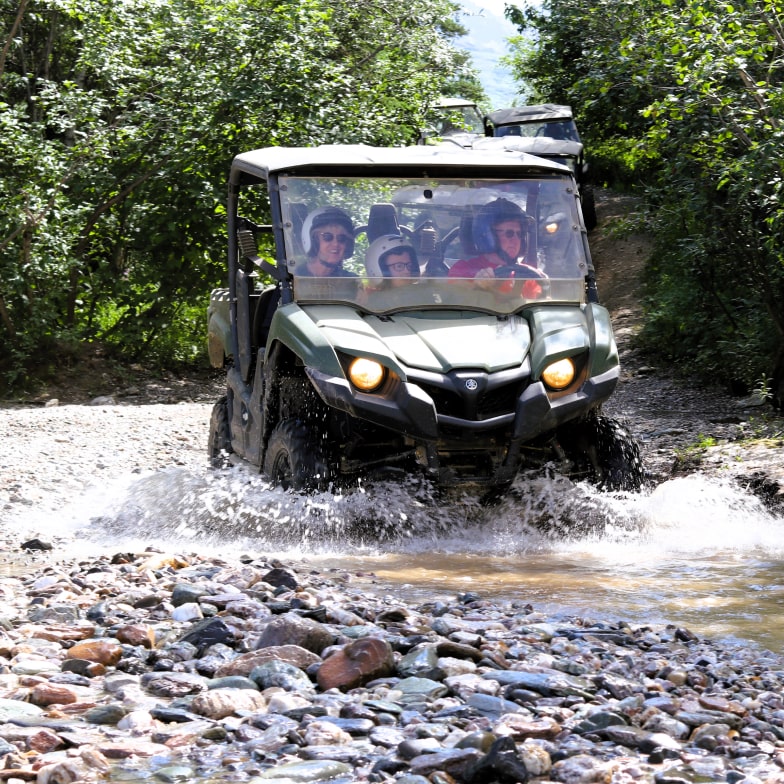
[672,433,720,473]
[509,0,784,406]
[587,137,659,190]
[0,0,470,386]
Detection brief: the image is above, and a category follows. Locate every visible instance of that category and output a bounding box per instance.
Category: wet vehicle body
[207,144,641,495]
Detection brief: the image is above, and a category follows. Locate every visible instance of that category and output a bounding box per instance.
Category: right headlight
[543,211,567,235]
[542,357,576,390]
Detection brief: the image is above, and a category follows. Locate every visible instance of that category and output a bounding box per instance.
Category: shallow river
[19,462,784,655]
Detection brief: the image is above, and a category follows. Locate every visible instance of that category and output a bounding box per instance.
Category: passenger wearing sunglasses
[448,198,545,297]
[297,206,358,277]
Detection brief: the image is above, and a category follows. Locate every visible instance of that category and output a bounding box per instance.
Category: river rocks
[214,644,321,676]
[191,688,267,719]
[317,637,395,691]
[255,612,335,653]
[65,638,123,666]
[3,552,784,783]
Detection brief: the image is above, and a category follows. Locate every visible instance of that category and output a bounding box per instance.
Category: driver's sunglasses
[493,228,523,239]
[387,261,418,273]
[318,231,351,244]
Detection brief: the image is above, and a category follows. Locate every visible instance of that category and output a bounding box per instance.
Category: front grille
[417,383,464,418]
[411,367,529,422]
[476,384,522,419]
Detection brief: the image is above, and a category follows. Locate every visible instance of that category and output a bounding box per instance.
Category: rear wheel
[263,419,331,491]
[207,396,233,468]
[558,413,644,491]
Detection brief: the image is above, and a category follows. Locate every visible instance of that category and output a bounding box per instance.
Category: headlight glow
[542,357,576,390]
[545,220,560,235]
[348,357,386,392]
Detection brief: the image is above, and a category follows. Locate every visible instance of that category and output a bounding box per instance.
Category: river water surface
[19,462,784,656]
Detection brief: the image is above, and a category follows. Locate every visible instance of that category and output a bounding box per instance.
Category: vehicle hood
[304,307,532,375]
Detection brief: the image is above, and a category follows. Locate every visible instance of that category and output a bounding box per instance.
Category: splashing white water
[7,461,783,651]
[9,460,777,554]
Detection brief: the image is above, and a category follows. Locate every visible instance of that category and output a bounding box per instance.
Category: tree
[505,0,784,406]
[504,0,666,183]
[0,0,469,385]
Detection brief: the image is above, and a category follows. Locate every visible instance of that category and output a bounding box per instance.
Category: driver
[297,206,357,277]
[448,198,544,297]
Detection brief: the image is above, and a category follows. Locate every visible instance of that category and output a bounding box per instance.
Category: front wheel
[263,419,331,491]
[207,396,233,468]
[558,413,644,491]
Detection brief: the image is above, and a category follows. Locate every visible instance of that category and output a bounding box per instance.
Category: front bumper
[306,362,619,449]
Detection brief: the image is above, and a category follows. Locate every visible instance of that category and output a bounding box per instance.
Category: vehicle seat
[540,122,566,139]
[367,203,400,242]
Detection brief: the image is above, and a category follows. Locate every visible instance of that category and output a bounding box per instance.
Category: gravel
[0,403,211,523]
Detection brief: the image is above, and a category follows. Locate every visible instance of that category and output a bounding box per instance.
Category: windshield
[280,174,589,315]
[430,104,486,136]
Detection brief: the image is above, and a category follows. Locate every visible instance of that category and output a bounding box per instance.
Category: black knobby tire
[207,395,233,468]
[593,415,644,491]
[559,413,644,491]
[263,419,331,491]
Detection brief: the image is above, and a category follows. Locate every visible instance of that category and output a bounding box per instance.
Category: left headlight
[542,357,575,390]
[348,357,386,392]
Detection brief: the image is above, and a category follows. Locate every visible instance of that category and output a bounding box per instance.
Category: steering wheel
[494,263,548,280]
[493,264,549,298]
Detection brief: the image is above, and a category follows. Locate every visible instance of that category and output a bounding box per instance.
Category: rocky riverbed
[3,550,784,784]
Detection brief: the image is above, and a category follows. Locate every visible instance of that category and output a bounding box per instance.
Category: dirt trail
[589,190,652,342]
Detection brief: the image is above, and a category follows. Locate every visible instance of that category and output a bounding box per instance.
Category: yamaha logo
[465,378,478,391]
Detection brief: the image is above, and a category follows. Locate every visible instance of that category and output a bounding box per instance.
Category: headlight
[542,357,575,390]
[348,357,386,392]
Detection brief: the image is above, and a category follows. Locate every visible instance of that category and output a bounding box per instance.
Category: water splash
[37,462,778,561]
[8,461,783,649]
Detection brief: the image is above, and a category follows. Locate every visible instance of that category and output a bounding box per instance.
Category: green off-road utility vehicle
[207,144,642,496]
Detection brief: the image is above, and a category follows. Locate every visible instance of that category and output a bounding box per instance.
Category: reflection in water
[11,464,784,653]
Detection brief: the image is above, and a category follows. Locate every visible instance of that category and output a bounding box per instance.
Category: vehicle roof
[471,136,583,157]
[231,143,571,180]
[487,104,573,126]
